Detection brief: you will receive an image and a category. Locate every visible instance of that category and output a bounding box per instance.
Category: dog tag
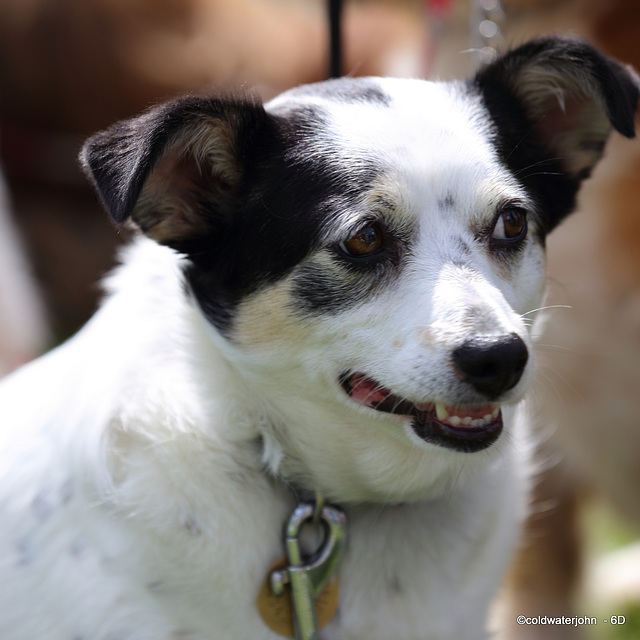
[257,557,340,638]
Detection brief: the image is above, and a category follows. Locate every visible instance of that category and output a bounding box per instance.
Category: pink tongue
[350,375,389,406]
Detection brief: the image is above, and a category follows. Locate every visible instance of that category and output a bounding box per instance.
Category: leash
[328,0,343,78]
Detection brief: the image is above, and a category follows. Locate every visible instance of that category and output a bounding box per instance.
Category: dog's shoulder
[0,237,226,498]
[0,237,276,638]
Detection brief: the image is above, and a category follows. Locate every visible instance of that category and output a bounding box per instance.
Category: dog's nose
[452,333,528,400]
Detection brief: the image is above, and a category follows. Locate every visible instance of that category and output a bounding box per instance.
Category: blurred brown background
[1,2,639,639]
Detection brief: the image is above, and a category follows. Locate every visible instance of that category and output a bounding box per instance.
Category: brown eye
[340,224,384,257]
[492,208,527,241]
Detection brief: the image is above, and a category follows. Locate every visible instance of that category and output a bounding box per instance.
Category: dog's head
[81,38,637,501]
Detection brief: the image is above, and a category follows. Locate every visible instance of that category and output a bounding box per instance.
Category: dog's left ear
[80,95,275,254]
[474,37,639,226]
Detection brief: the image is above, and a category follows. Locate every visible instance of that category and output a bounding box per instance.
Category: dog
[0,37,636,640]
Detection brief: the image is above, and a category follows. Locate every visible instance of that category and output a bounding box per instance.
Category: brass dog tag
[257,557,340,637]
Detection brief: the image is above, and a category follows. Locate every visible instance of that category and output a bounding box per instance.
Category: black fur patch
[81,96,273,226]
[471,37,639,236]
[288,200,412,316]
[184,114,383,333]
[290,253,399,315]
[290,263,357,314]
[470,76,580,239]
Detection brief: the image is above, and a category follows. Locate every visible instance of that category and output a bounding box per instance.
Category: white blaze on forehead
[323,80,498,176]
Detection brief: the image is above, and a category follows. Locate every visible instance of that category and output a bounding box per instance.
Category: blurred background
[0,1,638,638]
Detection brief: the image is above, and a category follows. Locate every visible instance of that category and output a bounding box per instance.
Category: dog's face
[235,79,539,450]
[81,38,638,502]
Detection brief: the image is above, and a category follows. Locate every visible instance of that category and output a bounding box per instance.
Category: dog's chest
[0,455,512,640]
[100,498,505,640]
[161,484,515,640]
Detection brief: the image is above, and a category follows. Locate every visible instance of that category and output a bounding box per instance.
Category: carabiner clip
[270,501,347,640]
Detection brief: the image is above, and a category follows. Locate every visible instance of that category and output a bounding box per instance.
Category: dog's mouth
[340,373,503,452]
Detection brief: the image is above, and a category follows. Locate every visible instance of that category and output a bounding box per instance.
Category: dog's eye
[491,208,527,242]
[340,224,384,257]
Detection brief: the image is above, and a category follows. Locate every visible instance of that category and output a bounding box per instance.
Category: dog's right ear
[80,96,275,254]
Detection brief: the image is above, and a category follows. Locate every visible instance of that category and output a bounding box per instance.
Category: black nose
[452,333,528,400]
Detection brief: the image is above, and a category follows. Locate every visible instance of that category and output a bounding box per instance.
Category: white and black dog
[0,38,637,640]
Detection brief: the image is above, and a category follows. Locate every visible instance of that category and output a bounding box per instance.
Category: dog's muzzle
[340,373,504,453]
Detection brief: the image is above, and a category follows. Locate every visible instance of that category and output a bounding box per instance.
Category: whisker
[534,365,582,402]
[503,120,543,163]
[531,376,580,442]
[444,463,469,502]
[520,171,564,179]
[521,304,572,318]
[512,157,564,176]
[533,342,583,355]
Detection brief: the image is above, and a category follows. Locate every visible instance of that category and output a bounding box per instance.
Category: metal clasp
[270,501,347,640]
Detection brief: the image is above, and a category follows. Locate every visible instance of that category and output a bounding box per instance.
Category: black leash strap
[328,0,343,78]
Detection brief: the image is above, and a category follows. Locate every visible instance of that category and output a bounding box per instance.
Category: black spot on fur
[387,574,404,595]
[183,515,202,536]
[439,194,456,210]
[147,580,167,593]
[456,238,471,256]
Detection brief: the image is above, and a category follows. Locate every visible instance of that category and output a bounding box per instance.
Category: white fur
[0,82,543,640]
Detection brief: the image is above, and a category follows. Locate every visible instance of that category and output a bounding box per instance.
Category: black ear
[474,37,639,229]
[80,95,274,253]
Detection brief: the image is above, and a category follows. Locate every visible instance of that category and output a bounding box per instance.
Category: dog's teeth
[435,403,449,420]
[438,405,501,429]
